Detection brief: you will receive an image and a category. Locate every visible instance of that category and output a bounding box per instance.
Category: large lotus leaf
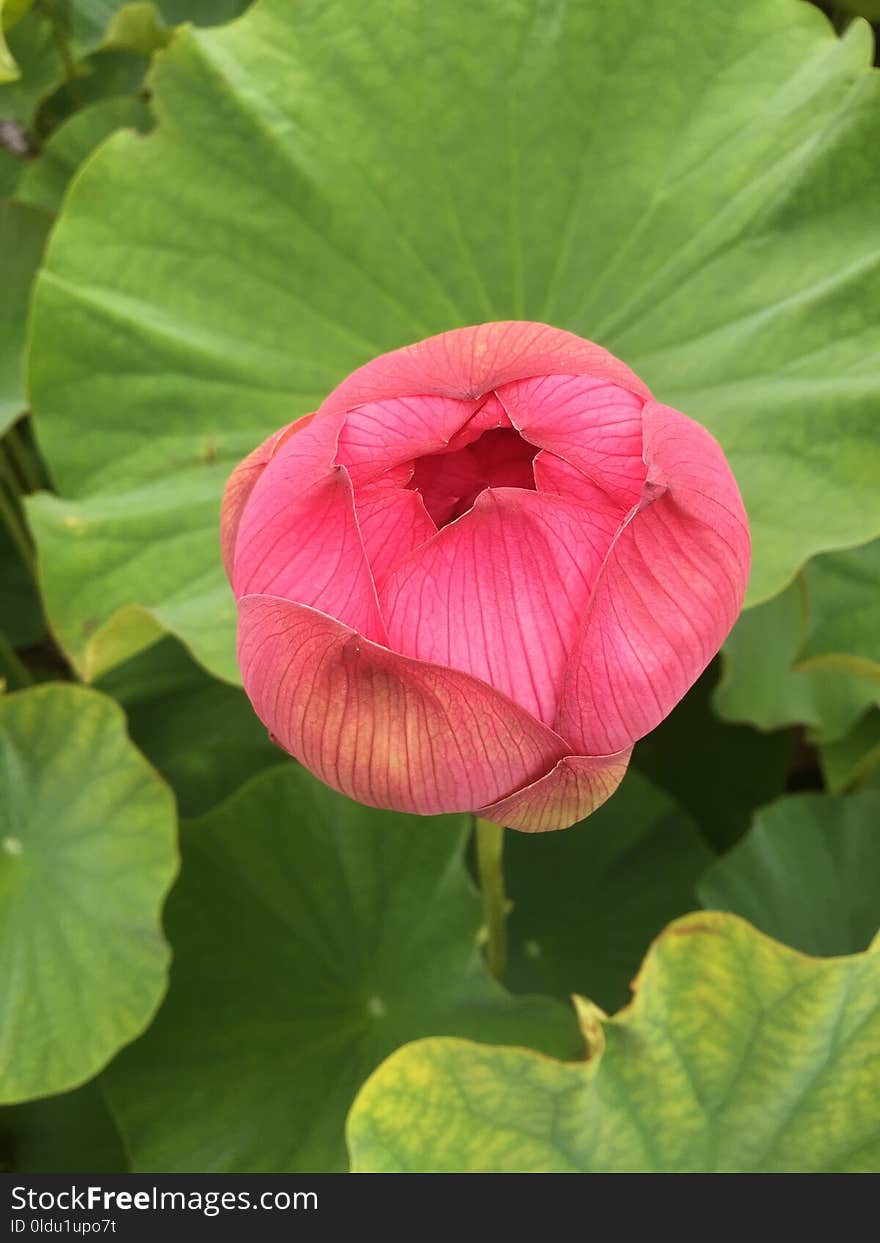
[96,635,283,814]
[798,539,880,682]
[0,683,177,1103]
[103,765,579,1172]
[698,791,880,955]
[17,94,151,212]
[347,913,880,1173]
[504,771,712,1011]
[715,578,879,739]
[632,662,793,851]
[0,198,51,434]
[24,0,880,682]
[0,1080,127,1172]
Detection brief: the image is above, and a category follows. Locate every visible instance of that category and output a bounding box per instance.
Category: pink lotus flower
[222,322,750,832]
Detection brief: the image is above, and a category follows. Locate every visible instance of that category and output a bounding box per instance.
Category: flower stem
[475,817,507,982]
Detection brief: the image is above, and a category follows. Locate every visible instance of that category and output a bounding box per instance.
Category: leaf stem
[0,633,34,690]
[475,817,507,982]
[0,470,35,576]
[4,422,42,494]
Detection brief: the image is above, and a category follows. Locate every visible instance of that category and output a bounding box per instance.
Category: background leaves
[96,636,282,815]
[698,791,880,955]
[503,772,712,1010]
[800,539,880,679]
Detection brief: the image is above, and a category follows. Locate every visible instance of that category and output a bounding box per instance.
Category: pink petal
[497,373,648,509]
[478,750,632,833]
[380,488,616,724]
[237,595,568,815]
[353,486,437,587]
[557,402,751,754]
[533,450,631,527]
[317,322,652,416]
[444,393,512,451]
[335,394,483,487]
[232,420,386,643]
[219,417,309,581]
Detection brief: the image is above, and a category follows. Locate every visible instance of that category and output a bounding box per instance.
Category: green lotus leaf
[34,48,150,140]
[72,0,251,53]
[24,0,880,681]
[0,1080,127,1172]
[0,10,66,124]
[0,683,178,1103]
[0,2,250,128]
[0,148,24,196]
[824,1,880,19]
[2,0,33,30]
[504,771,712,1011]
[158,0,249,22]
[93,3,170,56]
[818,708,880,792]
[633,663,793,851]
[41,1,250,64]
[715,578,879,739]
[798,539,880,682]
[347,912,880,1172]
[0,0,34,84]
[17,94,151,212]
[698,791,880,956]
[96,635,282,815]
[104,765,579,1172]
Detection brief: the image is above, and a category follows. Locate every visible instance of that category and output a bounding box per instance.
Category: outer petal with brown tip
[237,595,569,817]
[477,750,632,833]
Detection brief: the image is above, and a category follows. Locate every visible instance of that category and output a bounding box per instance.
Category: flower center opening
[409,426,538,528]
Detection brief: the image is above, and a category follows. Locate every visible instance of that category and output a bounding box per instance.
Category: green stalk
[475,817,507,982]
[4,423,42,495]
[0,634,34,690]
[0,475,35,576]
